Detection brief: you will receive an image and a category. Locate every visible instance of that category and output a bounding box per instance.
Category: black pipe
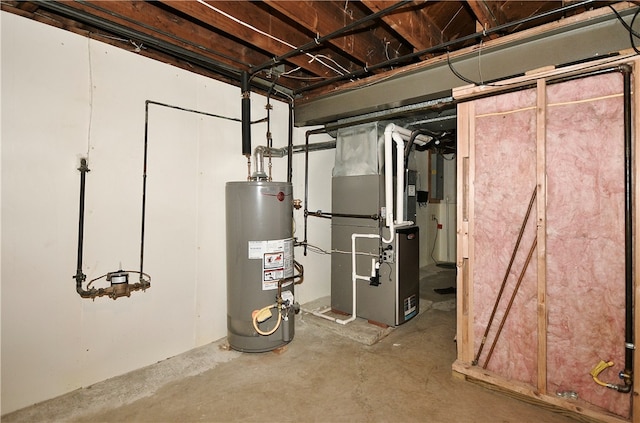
[140,101,150,285]
[141,100,245,281]
[241,71,251,156]
[250,0,412,76]
[145,100,242,122]
[287,101,294,183]
[404,129,445,169]
[619,64,634,393]
[303,129,317,255]
[303,118,395,256]
[294,0,600,95]
[74,158,90,295]
[307,211,379,220]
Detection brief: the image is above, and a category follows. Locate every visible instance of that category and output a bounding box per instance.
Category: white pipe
[336,233,380,325]
[383,124,396,244]
[382,123,415,244]
[391,125,433,146]
[305,306,340,322]
[392,131,405,225]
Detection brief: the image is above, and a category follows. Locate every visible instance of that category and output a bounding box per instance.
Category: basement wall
[1,12,332,414]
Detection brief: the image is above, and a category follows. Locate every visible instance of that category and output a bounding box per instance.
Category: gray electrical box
[405,169,417,222]
[430,152,444,200]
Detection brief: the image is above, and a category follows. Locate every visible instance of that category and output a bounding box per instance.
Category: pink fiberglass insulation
[472,88,538,386]
[545,72,629,418]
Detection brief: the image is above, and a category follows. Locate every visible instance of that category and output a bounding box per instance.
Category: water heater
[225,181,295,352]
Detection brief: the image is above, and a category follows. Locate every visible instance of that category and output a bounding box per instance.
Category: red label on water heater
[277,192,285,201]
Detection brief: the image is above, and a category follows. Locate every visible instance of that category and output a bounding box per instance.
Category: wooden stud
[467,101,476,365]
[535,79,548,394]
[456,100,474,363]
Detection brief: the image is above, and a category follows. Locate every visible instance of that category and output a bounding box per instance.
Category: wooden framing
[454,54,640,423]
[535,78,548,396]
[456,100,474,363]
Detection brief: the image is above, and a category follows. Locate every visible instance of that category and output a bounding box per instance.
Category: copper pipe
[483,236,537,369]
[473,187,536,365]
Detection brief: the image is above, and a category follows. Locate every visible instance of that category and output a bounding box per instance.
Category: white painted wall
[1,12,332,414]
[291,141,334,303]
[415,150,457,267]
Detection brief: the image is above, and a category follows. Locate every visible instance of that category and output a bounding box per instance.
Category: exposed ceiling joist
[361,0,445,52]
[2,0,635,113]
[294,4,638,126]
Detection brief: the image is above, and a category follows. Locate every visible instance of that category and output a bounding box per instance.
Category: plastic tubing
[252,304,282,336]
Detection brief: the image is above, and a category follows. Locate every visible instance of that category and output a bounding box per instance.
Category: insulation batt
[545,73,628,418]
[470,72,629,418]
[473,88,538,387]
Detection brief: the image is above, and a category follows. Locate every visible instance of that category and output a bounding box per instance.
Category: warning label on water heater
[248,238,294,290]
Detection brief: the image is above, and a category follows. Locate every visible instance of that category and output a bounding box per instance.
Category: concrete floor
[3,265,580,423]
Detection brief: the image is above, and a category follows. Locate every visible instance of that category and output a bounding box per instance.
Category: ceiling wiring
[609,4,640,54]
[75,0,252,68]
[308,54,351,75]
[441,5,464,36]
[293,0,602,95]
[281,74,326,81]
[196,0,346,77]
[279,66,326,81]
[446,51,479,85]
[8,0,630,100]
[478,39,485,85]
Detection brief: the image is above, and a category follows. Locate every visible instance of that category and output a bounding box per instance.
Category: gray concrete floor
[3,265,580,423]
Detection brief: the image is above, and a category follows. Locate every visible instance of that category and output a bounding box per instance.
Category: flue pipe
[252,145,288,180]
[383,123,420,243]
[383,124,396,243]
